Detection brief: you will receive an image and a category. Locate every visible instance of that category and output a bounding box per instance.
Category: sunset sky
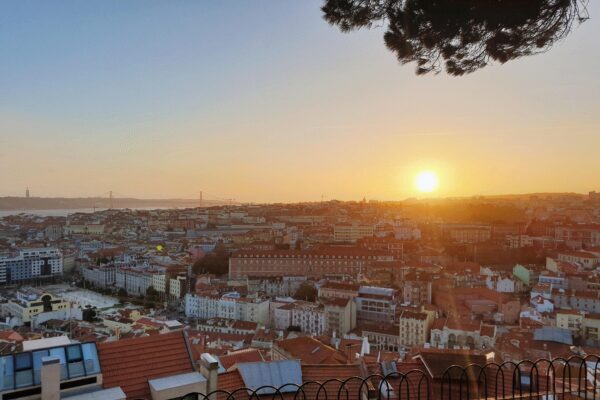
[1,1,599,202]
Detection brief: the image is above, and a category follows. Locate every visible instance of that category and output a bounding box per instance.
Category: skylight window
[0,342,101,392]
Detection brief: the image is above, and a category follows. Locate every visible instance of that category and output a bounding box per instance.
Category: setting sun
[415,171,439,193]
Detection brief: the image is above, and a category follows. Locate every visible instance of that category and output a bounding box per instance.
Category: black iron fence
[172,355,600,400]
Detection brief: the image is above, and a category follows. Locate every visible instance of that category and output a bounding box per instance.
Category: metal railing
[156,355,600,400]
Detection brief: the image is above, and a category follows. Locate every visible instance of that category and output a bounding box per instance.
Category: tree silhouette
[294,282,318,301]
[322,0,588,75]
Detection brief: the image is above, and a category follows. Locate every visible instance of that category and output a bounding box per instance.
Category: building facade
[184,293,270,326]
[2,288,71,323]
[229,248,394,280]
[333,224,374,242]
[0,247,63,284]
[81,265,116,289]
[398,310,434,348]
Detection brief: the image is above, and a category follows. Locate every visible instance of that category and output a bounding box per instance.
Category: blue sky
[1,1,599,201]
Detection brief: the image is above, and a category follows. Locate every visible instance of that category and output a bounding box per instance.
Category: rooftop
[98,331,193,399]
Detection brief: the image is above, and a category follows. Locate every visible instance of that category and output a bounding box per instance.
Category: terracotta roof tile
[219,349,264,370]
[274,336,348,364]
[98,331,193,399]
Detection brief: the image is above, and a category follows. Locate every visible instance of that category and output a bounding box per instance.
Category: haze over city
[2,1,599,202]
[2,2,600,400]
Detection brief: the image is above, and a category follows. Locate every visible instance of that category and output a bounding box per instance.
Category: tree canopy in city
[322,0,588,75]
[192,246,230,276]
[293,282,318,302]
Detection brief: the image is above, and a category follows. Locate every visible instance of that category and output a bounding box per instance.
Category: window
[14,353,33,388]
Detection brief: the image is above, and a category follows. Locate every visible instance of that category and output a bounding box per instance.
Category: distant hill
[0,197,234,211]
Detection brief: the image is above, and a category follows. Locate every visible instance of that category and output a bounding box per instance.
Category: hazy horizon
[1,190,595,206]
[2,1,599,202]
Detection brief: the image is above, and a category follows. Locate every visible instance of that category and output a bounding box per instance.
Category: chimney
[41,356,61,400]
[346,344,355,364]
[200,353,219,395]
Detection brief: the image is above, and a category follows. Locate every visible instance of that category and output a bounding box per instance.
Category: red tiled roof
[0,330,24,342]
[136,317,164,328]
[274,336,347,364]
[219,349,264,370]
[320,296,352,307]
[218,369,245,392]
[98,331,193,399]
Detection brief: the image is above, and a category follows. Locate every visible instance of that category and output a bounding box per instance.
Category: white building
[531,295,554,313]
[485,275,518,293]
[273,301,327,335]
[115,268,158,296]
[291,302,327,335]
[81,265,116,288]
[430,318,496,350]
[169,275,187,299]
[261,276,307,297]
[0,247,63,284]
[184,292,270,326]
[152,273,167,296]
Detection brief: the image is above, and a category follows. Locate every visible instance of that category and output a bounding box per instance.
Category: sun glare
[415,171,439,193]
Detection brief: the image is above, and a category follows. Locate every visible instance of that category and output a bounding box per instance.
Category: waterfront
[0,207,176,217]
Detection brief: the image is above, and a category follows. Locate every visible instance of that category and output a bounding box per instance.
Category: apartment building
[290,302,327,335]
[322,297,356,335]
[169,275,188,300]
[260,276,307,297]
[557,251,600,269]
[554,225,600,247]
[184,292,270,326]
[402,272,433,306]
[355,286,397,324]
[398,309,434,348]
[0,247,63,284]
[318,281,360,300]
[228,248,394,280]
[555,310,584,338]
[358,323,402,352]
[81,265,116,289]
[583,314,600,346]
[333,223,374,242]
[152,272,167,296]
[115,268,157,296]
[441,224,492,244]
[552,289,600,313]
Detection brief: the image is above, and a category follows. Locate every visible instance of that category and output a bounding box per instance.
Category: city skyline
[1,3,599,399]
[1,1,599,202]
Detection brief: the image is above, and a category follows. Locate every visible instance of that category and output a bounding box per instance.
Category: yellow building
[2,288,70,323]
[333,223,374,243]
[556,310,584,338]
[398,309,434,347]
